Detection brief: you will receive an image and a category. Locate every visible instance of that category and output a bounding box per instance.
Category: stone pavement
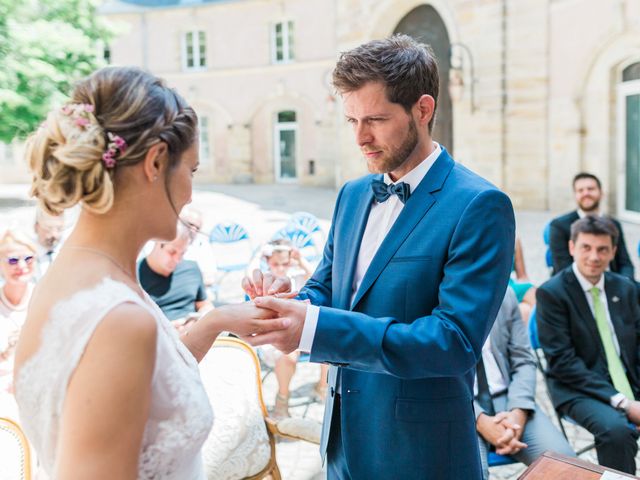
[3,183,640,478]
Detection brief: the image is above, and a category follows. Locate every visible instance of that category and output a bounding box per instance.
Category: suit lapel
[350,150,454,310]
[336,179,375,311]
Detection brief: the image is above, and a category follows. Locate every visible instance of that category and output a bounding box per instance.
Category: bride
[13,66,289,479]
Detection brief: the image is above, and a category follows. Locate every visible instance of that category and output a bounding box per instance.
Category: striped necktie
[590,286,634,400]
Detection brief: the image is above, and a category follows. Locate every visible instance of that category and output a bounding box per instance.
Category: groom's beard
[365,117,419,175]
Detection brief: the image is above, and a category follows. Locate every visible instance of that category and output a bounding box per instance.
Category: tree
[0,0,114,142]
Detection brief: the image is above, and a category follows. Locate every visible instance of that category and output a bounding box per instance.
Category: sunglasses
[5,255,35,266]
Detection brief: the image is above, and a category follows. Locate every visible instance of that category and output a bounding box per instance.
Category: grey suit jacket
[474,288,538,419]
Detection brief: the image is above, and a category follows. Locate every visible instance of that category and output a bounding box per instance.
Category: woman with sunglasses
[0,229,37,406]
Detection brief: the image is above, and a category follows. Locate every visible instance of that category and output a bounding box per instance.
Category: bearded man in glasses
[33,206,66,279]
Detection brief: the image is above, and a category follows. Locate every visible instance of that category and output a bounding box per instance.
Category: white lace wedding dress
[14,277,214,479]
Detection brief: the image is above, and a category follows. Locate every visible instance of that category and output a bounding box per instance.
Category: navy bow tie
[371,179,411,204]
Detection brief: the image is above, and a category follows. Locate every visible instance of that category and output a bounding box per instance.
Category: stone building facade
[3,0,640,218]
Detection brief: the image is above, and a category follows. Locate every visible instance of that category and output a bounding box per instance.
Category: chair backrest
[528,306,540,350]
[210,223,250,243]
[199,337,276,480]
[0,417,32,480]
[487,451,517,467]
[543,222,553,268]
[271,226,321,263]
[209,223,254,273]
[289,212,322,236]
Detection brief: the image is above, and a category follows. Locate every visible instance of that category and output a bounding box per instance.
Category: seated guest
[537,215,640,474]
[139,224,212,328]
[180,207,217,287]
[475,288,573,478]
[509,237,536,326]
[0,229,38,415]
[252,240,327,419]
[549,172,633,279]
[33,206,65,279]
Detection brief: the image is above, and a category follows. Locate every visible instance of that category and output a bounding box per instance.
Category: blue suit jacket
[298,149,515,479]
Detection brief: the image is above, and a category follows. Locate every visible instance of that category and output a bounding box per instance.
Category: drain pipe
[500,0,508,192]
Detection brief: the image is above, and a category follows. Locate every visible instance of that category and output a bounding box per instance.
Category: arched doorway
[617,61,640,221]
[394,5,453,153]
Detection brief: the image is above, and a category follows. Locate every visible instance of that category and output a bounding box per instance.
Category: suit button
[330,387,335,397]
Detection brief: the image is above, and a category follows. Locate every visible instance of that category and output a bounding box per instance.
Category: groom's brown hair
[332,34,440,133]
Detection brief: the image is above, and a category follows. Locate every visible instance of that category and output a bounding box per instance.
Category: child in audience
[256,239,328,419]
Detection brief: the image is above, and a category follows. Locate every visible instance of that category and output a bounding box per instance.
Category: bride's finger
[241,276,257,299]
[274,291,298,299]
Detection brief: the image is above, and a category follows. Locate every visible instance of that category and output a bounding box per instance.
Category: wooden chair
[0,416,32,480]
[200,337,320,480]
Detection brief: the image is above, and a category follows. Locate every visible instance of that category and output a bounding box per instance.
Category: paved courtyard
[3,182,640,478]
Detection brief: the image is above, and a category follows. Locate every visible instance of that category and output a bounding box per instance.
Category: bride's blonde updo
[27,66,198,215]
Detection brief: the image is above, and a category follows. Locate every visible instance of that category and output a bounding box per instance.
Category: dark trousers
[327,395,352,480]
[562,397,639,474]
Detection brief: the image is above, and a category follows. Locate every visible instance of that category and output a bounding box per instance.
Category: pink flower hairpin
[61,103,95,129]
[102,132,127,169]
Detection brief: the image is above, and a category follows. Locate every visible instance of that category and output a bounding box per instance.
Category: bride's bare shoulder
[14,265,154,377]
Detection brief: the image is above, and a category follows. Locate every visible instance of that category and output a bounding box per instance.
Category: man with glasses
[33,207,66,279]
[181,207,217,288]
[139,224,213,330]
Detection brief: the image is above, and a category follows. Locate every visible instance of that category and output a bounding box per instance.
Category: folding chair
[271,225,321,264]
[543,222,553,269]
[487,451,517,468]
[199,337,321,480]
[209,222,254,302]
[528,308,596,455]
[288,211,326,243]
[0,417,32,480]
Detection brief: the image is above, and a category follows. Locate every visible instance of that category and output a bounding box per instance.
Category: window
[199,116,211,166]
[184,31,206,70]
[274,110,297,180]
[617,62,640,220]
[0,142,14,166]
[272,21,294,64]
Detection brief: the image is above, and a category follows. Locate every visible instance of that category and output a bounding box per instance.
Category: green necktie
[590,286,635,399]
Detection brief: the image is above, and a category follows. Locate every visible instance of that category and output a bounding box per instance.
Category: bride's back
[13,65,211,480]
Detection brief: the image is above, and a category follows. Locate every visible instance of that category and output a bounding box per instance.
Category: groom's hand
[243,296,306,354]
[241,269,294,299]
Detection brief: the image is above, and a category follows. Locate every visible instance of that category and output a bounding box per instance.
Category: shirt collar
[577,208,600,218]
[383,142,441,193]
[572,262,605,292]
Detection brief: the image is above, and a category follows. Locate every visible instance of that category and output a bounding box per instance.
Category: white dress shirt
[571,262,627,407]
[473,337,508,397]
[298,143,442,352]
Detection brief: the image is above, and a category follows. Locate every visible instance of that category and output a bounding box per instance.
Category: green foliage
[0,0,114,142]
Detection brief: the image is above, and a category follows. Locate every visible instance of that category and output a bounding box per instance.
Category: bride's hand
[241,269,294,299]
[204,302,290,338]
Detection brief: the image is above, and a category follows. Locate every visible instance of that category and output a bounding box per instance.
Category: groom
[245,34,515,479]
